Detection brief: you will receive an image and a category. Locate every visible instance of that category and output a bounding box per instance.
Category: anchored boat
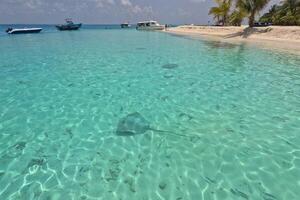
[6,27,42,34]
[136,21,165,31]
[56,19,82,31]
[121,22,131,28]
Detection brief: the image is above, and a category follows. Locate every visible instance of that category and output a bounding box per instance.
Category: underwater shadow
[203,40,238,49]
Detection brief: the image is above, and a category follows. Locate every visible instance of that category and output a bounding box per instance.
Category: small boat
[6,27,42,34]
[254,22,272,27]
[121,22,131,28]
[56,19,82,31]
[136,21,165,31]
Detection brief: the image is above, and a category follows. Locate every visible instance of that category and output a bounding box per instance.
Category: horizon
[0,0,280,24]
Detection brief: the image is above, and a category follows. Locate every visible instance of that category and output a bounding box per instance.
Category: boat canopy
[137,21,159,26]
[65,18,74,24]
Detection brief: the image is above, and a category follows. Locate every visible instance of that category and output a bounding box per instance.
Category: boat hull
[7,28,42,34]
[136,26,165,31]
[56,24,82,31]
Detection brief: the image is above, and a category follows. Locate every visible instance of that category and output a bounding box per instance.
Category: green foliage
[229,9,248,26]
[259,0,300,25]
[209,0,232,25]
[259,5,278,23]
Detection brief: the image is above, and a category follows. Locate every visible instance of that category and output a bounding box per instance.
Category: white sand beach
[165,26,300,54]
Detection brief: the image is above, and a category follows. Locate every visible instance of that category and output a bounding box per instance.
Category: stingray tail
[150,129,200,139]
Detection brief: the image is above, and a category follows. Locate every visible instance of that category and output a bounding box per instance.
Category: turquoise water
[0,28,300,200]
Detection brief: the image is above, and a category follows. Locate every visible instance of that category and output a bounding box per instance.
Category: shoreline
[165,25,300,55]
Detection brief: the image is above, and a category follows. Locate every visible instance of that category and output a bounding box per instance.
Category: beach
[165,25,300,54]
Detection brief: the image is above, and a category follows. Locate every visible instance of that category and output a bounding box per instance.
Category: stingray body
[116,112,152,136]
[161,64,178,69]
[116,112,197,139]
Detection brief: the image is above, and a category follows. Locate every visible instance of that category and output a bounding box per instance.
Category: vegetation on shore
[209,0,300,26]
[260,0,300,25]
[209,0,233,26]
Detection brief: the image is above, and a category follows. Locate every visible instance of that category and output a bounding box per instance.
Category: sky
[0,0,280,24]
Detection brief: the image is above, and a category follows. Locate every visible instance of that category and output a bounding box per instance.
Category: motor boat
[136,21,165,31]
[56,19,82,31]
[121,22,131,28]
[6,27,42,34]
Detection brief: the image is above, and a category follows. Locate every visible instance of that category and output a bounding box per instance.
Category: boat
[121,22,131,28]
[6,27,42,34]
[254,22,272,27]
[56,19,82,31]
[136,21,165,31]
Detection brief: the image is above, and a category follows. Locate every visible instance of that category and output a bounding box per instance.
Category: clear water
[0,28,300,200]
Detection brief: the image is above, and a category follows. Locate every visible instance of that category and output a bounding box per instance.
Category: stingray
[116,112,150,136]
[161,64,179,69]
[116,112,196,139]
[163,74,174,79]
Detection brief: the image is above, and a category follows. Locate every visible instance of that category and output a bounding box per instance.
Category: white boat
[136,21,165,31]
[6,28,42,34]
[56,19,82,31]
[121,22,131,28]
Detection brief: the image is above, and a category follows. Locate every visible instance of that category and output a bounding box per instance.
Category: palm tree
[209,0,232,25]
[259,4,278,23]
[277,0,300,25]
[229,8,248,26]
[269,4,278,16]
[237,0,271,27]
[209,6,223,25]
[259,0,300,25]
[283,0,299,15]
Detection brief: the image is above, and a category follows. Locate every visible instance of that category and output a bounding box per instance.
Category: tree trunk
[223,15,227,26]
[217,16,220,25]
[249,11,255,27]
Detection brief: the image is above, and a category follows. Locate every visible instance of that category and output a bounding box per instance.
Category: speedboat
[121,22,131,28]
[6,27,42,34]
[56,19,82,31]
[136,21,165,31]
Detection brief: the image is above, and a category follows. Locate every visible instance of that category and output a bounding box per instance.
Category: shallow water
[0,29,300,200]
